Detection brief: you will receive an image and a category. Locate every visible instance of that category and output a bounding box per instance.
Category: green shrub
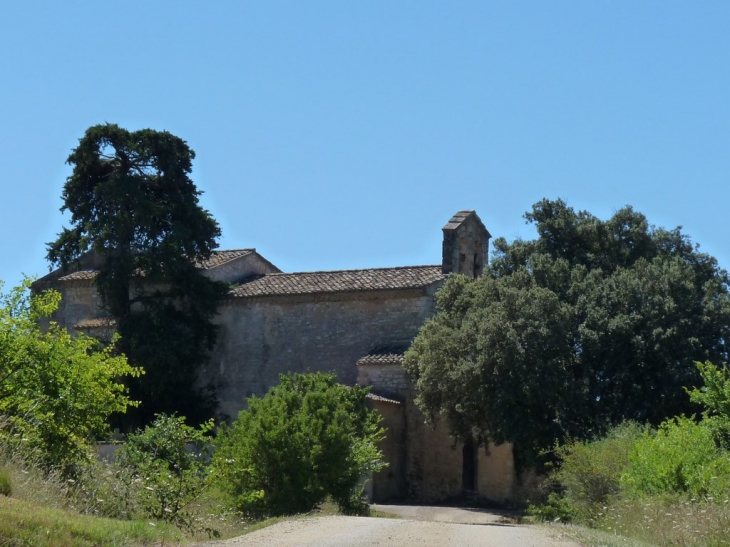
[622,416,730,500]
[530,422,645,522]
[527,491,578,522]
[213,373,385,517]
[116,414,214,531]
[0,281,140,475]
[688,361,730,449]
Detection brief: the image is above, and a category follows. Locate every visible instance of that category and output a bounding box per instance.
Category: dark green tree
[404,199,730,467]
[47,124,228,425]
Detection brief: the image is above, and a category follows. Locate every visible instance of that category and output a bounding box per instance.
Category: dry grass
[546,497,730,547]
[596,497,730,547]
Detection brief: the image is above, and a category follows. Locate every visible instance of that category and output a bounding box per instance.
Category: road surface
[198,505,582,547]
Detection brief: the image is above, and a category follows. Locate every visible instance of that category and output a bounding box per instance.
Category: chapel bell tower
[442,210,491,278]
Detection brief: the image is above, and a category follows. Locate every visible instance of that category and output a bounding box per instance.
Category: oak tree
[404,199,730,466]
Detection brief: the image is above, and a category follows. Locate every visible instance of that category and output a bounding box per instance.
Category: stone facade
[34,210,515,505]
[356,352,514,504]
[206,288,438,420]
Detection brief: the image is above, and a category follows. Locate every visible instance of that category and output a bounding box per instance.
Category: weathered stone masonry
[34,210,515,504]
[206,287,438,420]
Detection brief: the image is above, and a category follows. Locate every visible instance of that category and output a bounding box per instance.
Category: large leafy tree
[46,124,228,425]
[404,199,730,466]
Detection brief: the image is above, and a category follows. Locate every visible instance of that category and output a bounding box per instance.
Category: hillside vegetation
[530,361,730,546]
[0,280,385,545]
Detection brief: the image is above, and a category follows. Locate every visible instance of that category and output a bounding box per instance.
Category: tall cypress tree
[47,123,228,426]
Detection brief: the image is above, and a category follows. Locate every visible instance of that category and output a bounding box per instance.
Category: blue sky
[1,2,728,288]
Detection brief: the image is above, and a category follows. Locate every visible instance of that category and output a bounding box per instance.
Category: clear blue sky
[2,2,729,288]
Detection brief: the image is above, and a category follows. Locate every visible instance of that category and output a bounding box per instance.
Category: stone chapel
[34,210,515,504]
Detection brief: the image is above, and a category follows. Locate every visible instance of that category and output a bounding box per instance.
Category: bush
[116,414,214,531]
[688,361,730,449]
[529,422,645,522]
[0,281,140,475]
[622,416,730,500]
[213,373,385,517]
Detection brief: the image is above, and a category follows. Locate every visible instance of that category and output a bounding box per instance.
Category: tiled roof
[75,317,117,329]
[58,270,98,282]
[229,265,444,298]
[366,392,403,405]
[357,352,406,366]
[56,250,257,283]
[193,249,254,269]
[443,210,491,237]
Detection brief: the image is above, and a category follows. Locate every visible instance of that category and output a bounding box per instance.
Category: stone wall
[357,363,409,400]
[478,442,515,503]
[359,359,515,504]
[442,211,490,277]
[368,400,407,502]
[405,406,515,504]
[55,283,102,331]
[201,288,439,419]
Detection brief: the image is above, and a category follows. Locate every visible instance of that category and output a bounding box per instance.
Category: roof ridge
[211,248,255,252]
[257,264,442,277]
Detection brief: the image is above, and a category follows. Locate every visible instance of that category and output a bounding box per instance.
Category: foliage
[46,123,228,425]
[116,414,214,532]
[529,422,645,522]
[405,199,730,464]
[213,373,386,517]
[553,497,730,547]
[531,368,730,545]
[688,361,730,448]
[0,280,140,473]
[621,416,730,500]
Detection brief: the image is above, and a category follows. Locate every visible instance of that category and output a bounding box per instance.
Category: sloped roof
[58,270,98,282]
[357,344,409,366]
[443,210,491,238]
[193,249,255,269]
[229,265,444,298]
[54,249,258,283]
[366,392,403,406]
[75,317,117,329]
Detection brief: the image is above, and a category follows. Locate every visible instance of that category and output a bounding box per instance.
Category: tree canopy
[46,124,228,425]
[404,198,730,466]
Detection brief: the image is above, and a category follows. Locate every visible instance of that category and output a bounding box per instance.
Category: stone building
[34,210,515,504]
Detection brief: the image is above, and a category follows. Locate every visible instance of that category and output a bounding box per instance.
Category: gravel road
[198,506,582,547]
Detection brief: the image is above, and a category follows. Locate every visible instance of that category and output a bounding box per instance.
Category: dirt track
[199,505,582,547]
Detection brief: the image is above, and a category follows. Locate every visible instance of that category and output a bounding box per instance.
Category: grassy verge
[536,497,730,547]
[541,522,654,547]
[0,496,183,547]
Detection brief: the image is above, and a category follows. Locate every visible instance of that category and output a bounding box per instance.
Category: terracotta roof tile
[193,249,254,269]
[229,265,444,298]
[56,250,257,283]
[366,392,403,405]
[357,353,405,366]
[75,317,117,329]
[58,270,98,282]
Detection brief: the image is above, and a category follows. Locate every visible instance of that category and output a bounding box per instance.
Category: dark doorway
[462,437,477,492]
